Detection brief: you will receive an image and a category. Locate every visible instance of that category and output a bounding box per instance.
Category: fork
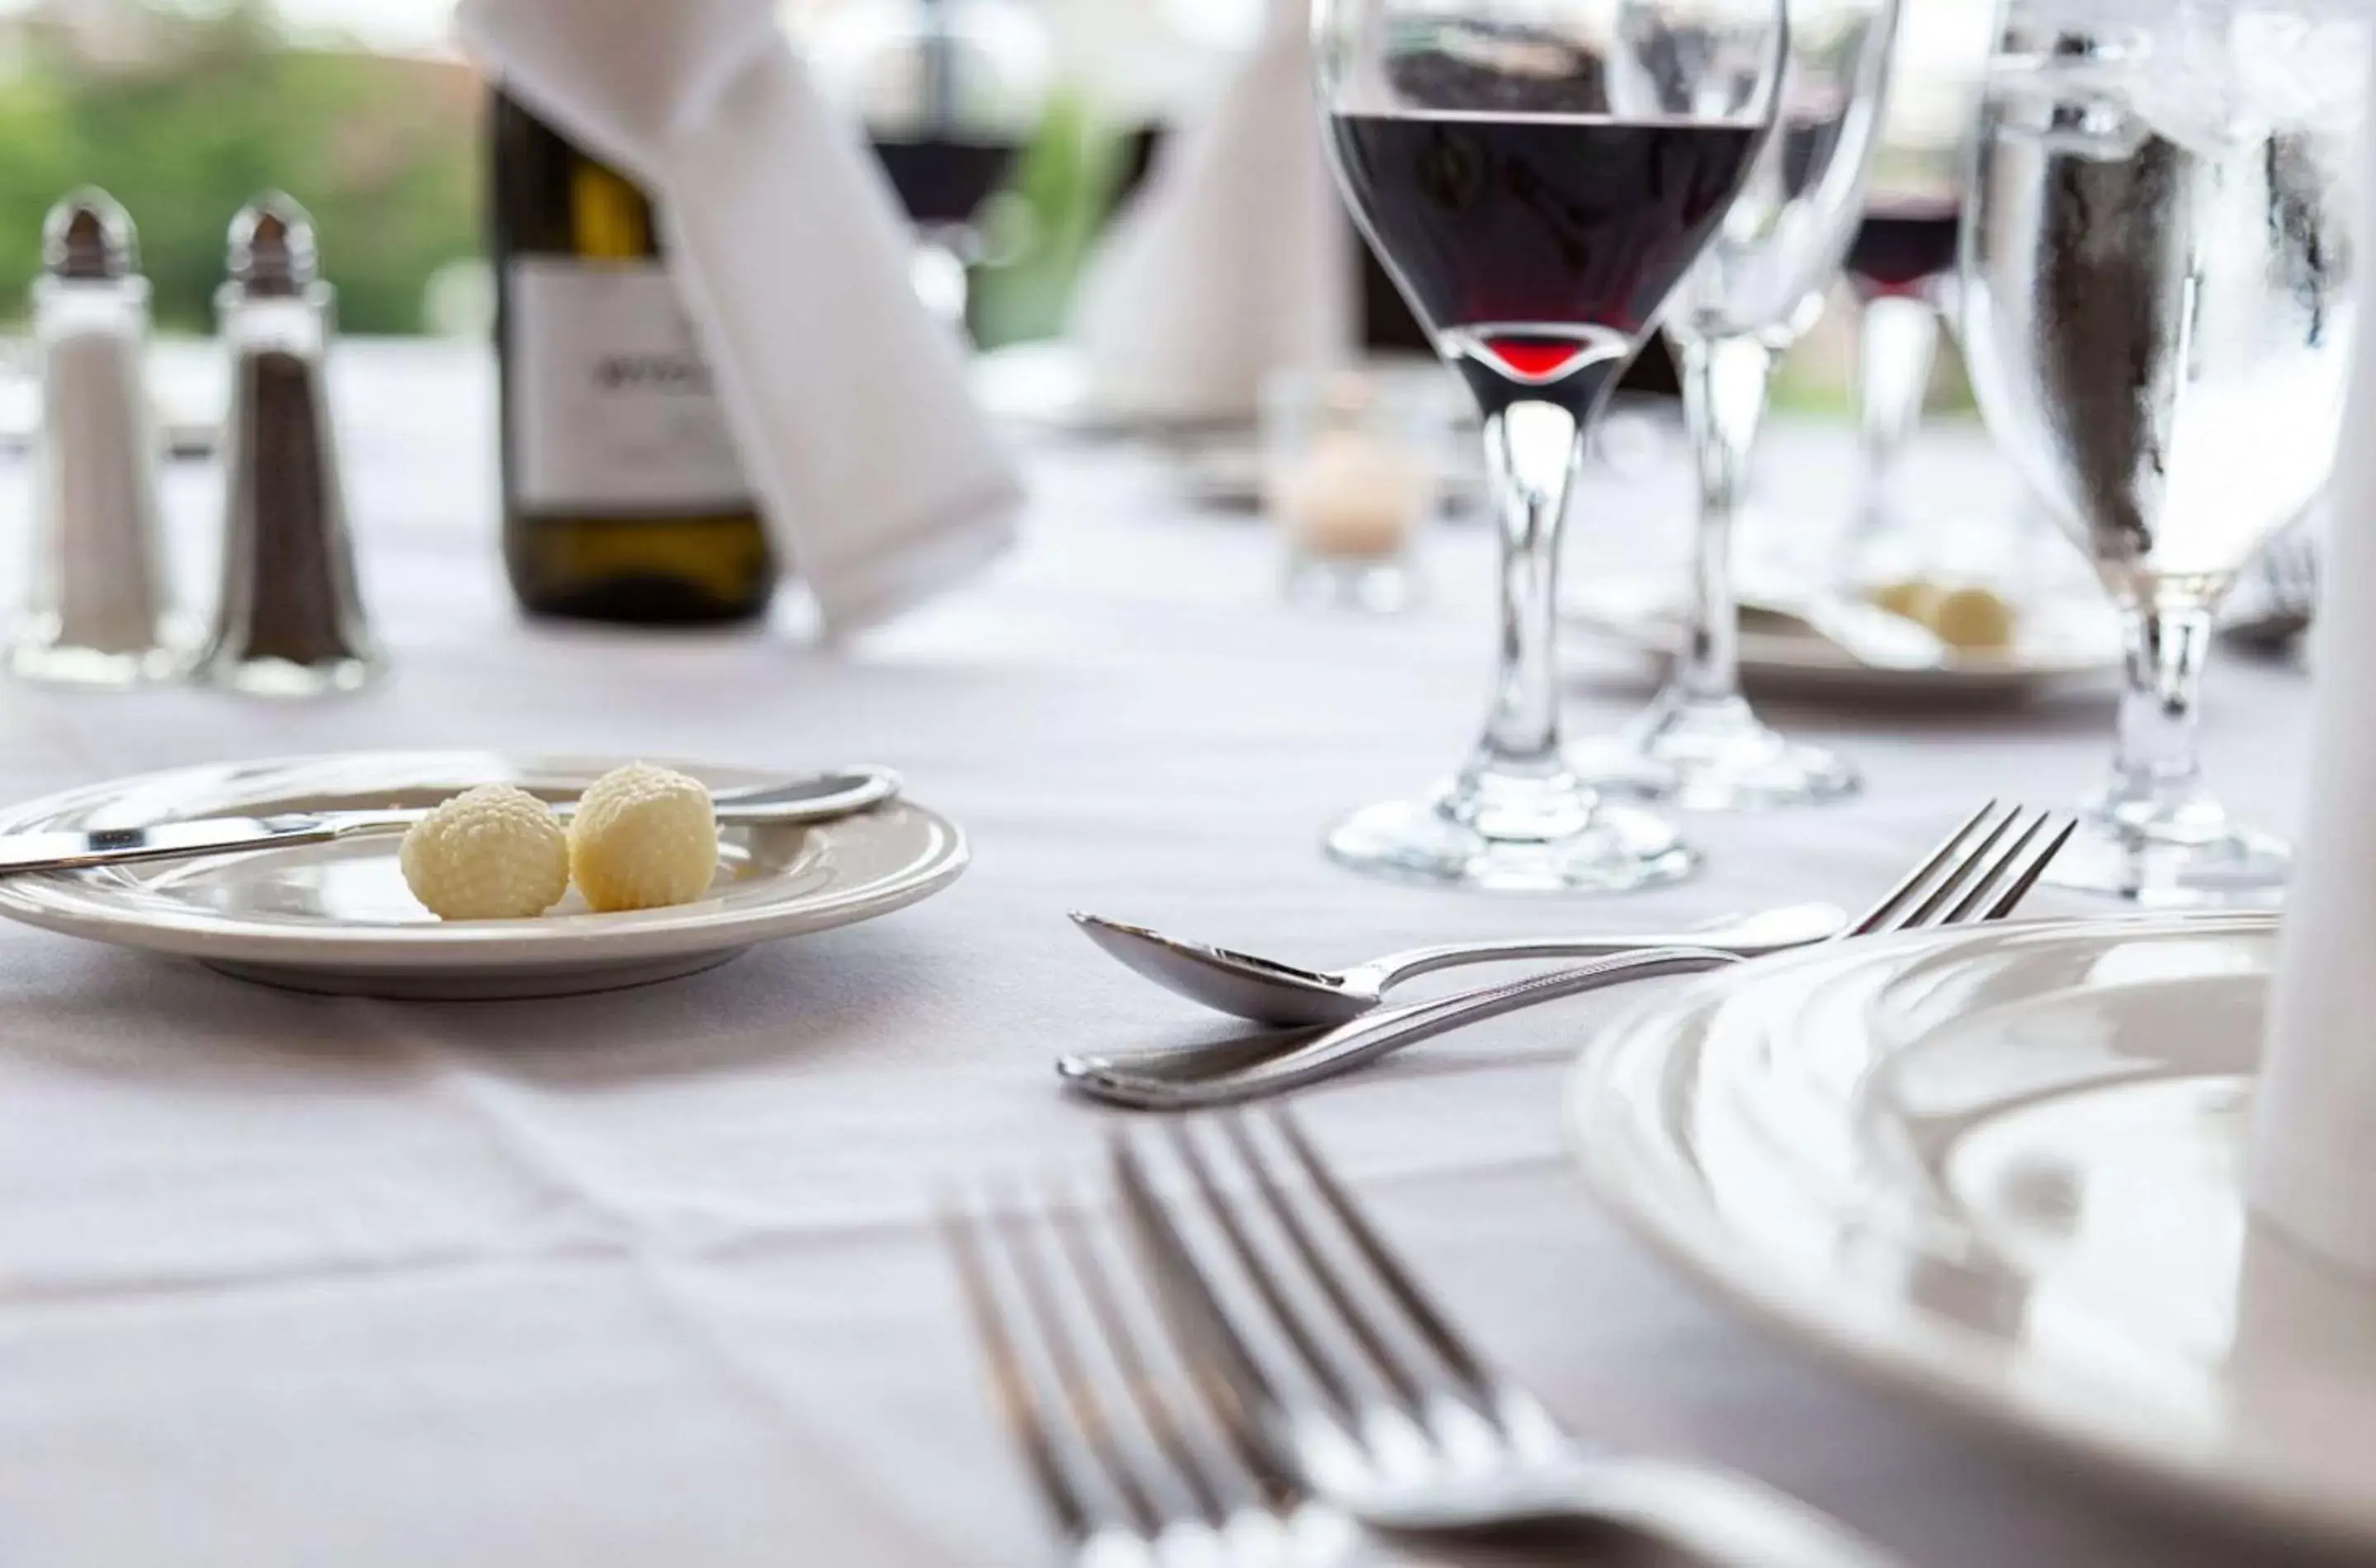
[1112,1110,1902,1567]
[941,1186,1428,1566]
[1061,801,2076,1109]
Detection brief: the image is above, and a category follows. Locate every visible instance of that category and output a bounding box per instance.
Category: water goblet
[1959,2,2370,905]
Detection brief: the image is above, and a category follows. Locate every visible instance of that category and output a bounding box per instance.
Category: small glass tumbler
[1264,370,1445,614]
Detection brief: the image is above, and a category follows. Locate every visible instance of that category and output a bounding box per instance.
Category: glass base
[1325,772,1697,895]
[1286,552,1418,614]
[200,652,382,699]
[2046,796,2290,909]
[1584,695,1861,812]
[9,637,189,689]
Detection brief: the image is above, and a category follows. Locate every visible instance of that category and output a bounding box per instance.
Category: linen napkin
[1066,0,1357,423]
[454,0,1023,636]
[2254,26,2376,1277]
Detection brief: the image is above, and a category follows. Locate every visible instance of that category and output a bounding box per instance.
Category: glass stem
[2109,602,2215,820]
[1849,293,1939,563]
[1675,334,1774,709]
[1469,398,1583,785]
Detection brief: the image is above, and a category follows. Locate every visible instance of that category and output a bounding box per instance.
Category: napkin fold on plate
[455,0,1023,637]
[1066,0,1357,425]
[2256,26,2376,1278]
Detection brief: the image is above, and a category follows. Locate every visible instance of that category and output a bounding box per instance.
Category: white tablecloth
[0,344,2322,1567]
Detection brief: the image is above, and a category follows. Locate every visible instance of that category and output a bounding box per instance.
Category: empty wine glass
[1583,0,1900,812]
[1315,0,1784,891]
[1960,1,2370,906]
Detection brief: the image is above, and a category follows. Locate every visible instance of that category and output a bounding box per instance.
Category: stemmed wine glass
[1840,138,1965,583]
[1836,3,1997,589]
[809,0,1052,330]
[1314,0,1785,893]
[1585,0,1899,811]
[1960,2,2369,907]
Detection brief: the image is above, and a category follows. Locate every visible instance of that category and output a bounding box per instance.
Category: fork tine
[1214,1113,1436,1420]
[1930,809,2050,928]
[938,1197,1101,1547]
[1110,1134,1310,1477]
[1980,815,2077,920]
[1044,1185,1245,1525]
[1162,1123,1370,1423]
[985,1190,1174,1538]
[1880,805,2026,935]
[1919,808,2075,930]
[1268,1110,1500,1414]
[1850,800,2000,937]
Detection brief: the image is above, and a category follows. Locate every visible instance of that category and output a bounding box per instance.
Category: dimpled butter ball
[1930,586,2019,652]
[568,763,720,914]
[399,784,571,921]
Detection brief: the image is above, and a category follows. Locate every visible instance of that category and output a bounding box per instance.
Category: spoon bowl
[699,767,901,825]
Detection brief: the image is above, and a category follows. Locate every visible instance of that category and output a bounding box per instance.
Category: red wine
[872,137,1020,227]
[1329,112,1760,411]
[1847,201,1960,299]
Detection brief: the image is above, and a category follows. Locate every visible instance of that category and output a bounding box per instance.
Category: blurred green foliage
[969,87,1136,348]
[0,0,479,333]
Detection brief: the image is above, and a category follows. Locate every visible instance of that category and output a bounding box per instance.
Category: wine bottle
[489,90,777,624]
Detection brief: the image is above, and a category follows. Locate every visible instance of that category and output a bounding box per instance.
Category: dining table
[0,340,2325,1568]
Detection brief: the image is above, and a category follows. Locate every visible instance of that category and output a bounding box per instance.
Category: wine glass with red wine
[1840,192,1958,581]
[810,0,1051,331]
[1316,0,1783,892]
[1836,13,1973,591]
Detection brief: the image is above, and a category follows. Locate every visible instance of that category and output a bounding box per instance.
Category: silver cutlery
[1110,1109,1902,1566]
[1071,901,1848,1029]
[1062,801,2076,1109]
[0,766,902,879]
[1736,590,1950,670]
[941,1183,1428,1567]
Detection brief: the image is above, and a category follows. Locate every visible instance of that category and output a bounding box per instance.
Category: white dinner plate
[1566,574,2123,701]
[0,753,968,999]
[1569,913,2376,1555]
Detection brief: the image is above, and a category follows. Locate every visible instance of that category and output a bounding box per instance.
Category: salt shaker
[12,189,187,687]
[196,194,382,696]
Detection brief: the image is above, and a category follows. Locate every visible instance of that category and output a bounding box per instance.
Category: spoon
[1069,901,1845,1028]
[0,766,902,878]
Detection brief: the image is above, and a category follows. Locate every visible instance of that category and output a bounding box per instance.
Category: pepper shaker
[196,194,383,696]
[12,188,188,687]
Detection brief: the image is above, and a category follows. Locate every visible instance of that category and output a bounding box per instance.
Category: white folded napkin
[2254,28,2376,1277]
[1067,0,1356,424]
[455,0,1023,636]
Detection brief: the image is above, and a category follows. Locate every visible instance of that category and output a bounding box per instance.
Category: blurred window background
[0,0,1996,404]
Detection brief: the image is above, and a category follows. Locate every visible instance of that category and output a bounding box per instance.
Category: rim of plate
[1560,913,2376,1552]
[0,752,971,969]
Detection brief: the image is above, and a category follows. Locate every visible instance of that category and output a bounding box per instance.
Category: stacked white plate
[1569,914,2376,1554]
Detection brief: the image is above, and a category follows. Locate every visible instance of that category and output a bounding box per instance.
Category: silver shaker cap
[227,194,319,296]
[43,188,137,281]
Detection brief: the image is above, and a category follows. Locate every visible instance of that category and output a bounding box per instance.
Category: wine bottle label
[505,257,752,513]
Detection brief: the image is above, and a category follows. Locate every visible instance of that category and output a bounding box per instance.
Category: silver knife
[0,766,900,879]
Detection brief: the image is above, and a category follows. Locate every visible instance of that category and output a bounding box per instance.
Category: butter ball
[1930,586,2019,652]
[568,763,720,914]
[399,784,571,921]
